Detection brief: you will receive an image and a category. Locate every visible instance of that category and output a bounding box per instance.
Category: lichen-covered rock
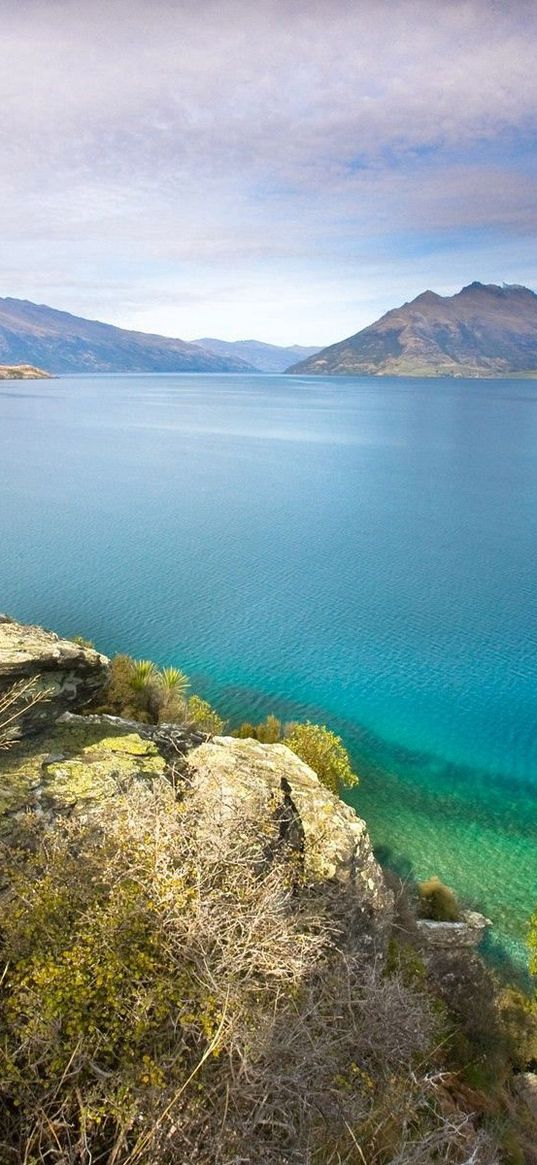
[0,717,166,833]
[184,735,392,949]
[59,711,204,762]
[0,616,109,734]
[0,647,393,953]
[416,910,491,951]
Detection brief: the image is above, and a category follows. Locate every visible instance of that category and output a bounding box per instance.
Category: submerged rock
[0,615,109,735]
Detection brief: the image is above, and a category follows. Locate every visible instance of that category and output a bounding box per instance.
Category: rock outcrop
[0,364,52,379]
[1,714,392,948]
[0,616,109,737]
[0,617,392,952]
[0,717,167,832]
[416,910,491,951]
[0,619,393,955]
[185,735,392,947]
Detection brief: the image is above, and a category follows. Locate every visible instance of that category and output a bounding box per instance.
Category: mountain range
[0,297,321,376]
[288,282,537,377]
[3,285,537,379]
[193,338,321,373]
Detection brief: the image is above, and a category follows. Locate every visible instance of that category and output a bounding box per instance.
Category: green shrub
[232,714,282,742]
[529,904,537,978]
[284,721,358,796]
[71,634,95,649]
[95,653,146,719]
[185,694,224,735]
[96,656,191,724]
[498,985,537,1070]
[417,876,460,922]
[254,714,282,743]
[235,720,256,738]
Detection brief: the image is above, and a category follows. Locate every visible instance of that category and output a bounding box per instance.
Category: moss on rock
[0,720,166,830]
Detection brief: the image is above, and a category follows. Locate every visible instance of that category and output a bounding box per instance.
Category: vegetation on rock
[2,620,537,1163]
[0,677,51,748]
[284,720,359,795]
[94,653,216,729]
[417,875,461,922]
[233,715,358,795]
[0,773,521,1165]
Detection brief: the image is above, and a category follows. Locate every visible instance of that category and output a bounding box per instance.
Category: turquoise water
[1,373,536,968]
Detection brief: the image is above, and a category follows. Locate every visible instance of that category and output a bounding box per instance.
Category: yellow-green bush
[185,694,224,735]
[233,714,282,742]
[417,875,460,922]
[284,721,358,795]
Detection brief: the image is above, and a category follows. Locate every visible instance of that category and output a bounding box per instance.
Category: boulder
[416,910,491,951]
[184,735,393,950]
[0,615,109,736]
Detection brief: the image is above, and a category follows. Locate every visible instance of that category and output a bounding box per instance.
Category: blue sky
[2,0,537,344]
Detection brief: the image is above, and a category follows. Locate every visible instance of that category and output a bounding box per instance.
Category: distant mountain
[287,283,537,377]
[0,299,257,374]
[0,364,52,380]
[193,337,322,373]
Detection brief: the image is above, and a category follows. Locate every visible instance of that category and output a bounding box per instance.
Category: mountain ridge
[193,337,321,373]
[0,298,258,375]
[287,282,537,377]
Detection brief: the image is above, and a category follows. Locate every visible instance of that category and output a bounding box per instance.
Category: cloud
[0,0,536,341]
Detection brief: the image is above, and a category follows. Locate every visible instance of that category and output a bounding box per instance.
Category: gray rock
[184,735,393,952]
[416,910,491,951]
[0,618,109,736]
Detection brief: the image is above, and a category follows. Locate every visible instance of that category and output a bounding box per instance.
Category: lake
[1,372,536,968]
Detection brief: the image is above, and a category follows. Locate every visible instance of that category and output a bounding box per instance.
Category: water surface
[1,373,536,967]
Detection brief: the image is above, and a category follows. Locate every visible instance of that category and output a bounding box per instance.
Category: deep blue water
[1,373,536,967]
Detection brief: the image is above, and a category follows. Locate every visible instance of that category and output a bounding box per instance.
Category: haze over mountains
[3,285,537,379]
[288,283,537,378]
[0,298,257,375]
[193,338,321,373]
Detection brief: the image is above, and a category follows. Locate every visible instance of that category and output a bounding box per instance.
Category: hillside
[1,616,536,1164]
[194,336,321,373]
[0,363,52,379]
[0,298,257,375]
[288,282,537,377]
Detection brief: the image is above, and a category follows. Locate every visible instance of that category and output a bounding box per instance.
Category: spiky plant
[157,667,190,724]
[129,659,159,692]
[159,666,189,700]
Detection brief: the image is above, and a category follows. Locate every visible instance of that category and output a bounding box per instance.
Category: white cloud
[0,0,536,341]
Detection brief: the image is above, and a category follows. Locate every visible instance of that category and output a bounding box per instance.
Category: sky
[2,0,537,345]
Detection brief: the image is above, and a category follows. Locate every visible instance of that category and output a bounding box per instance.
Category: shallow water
[1,372,536,967]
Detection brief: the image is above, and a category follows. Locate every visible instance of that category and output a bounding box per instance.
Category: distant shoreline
[0,364,53,380]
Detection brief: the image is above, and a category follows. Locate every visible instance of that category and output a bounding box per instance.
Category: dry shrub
[0,676,51,747]
[0,776,500,1165]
